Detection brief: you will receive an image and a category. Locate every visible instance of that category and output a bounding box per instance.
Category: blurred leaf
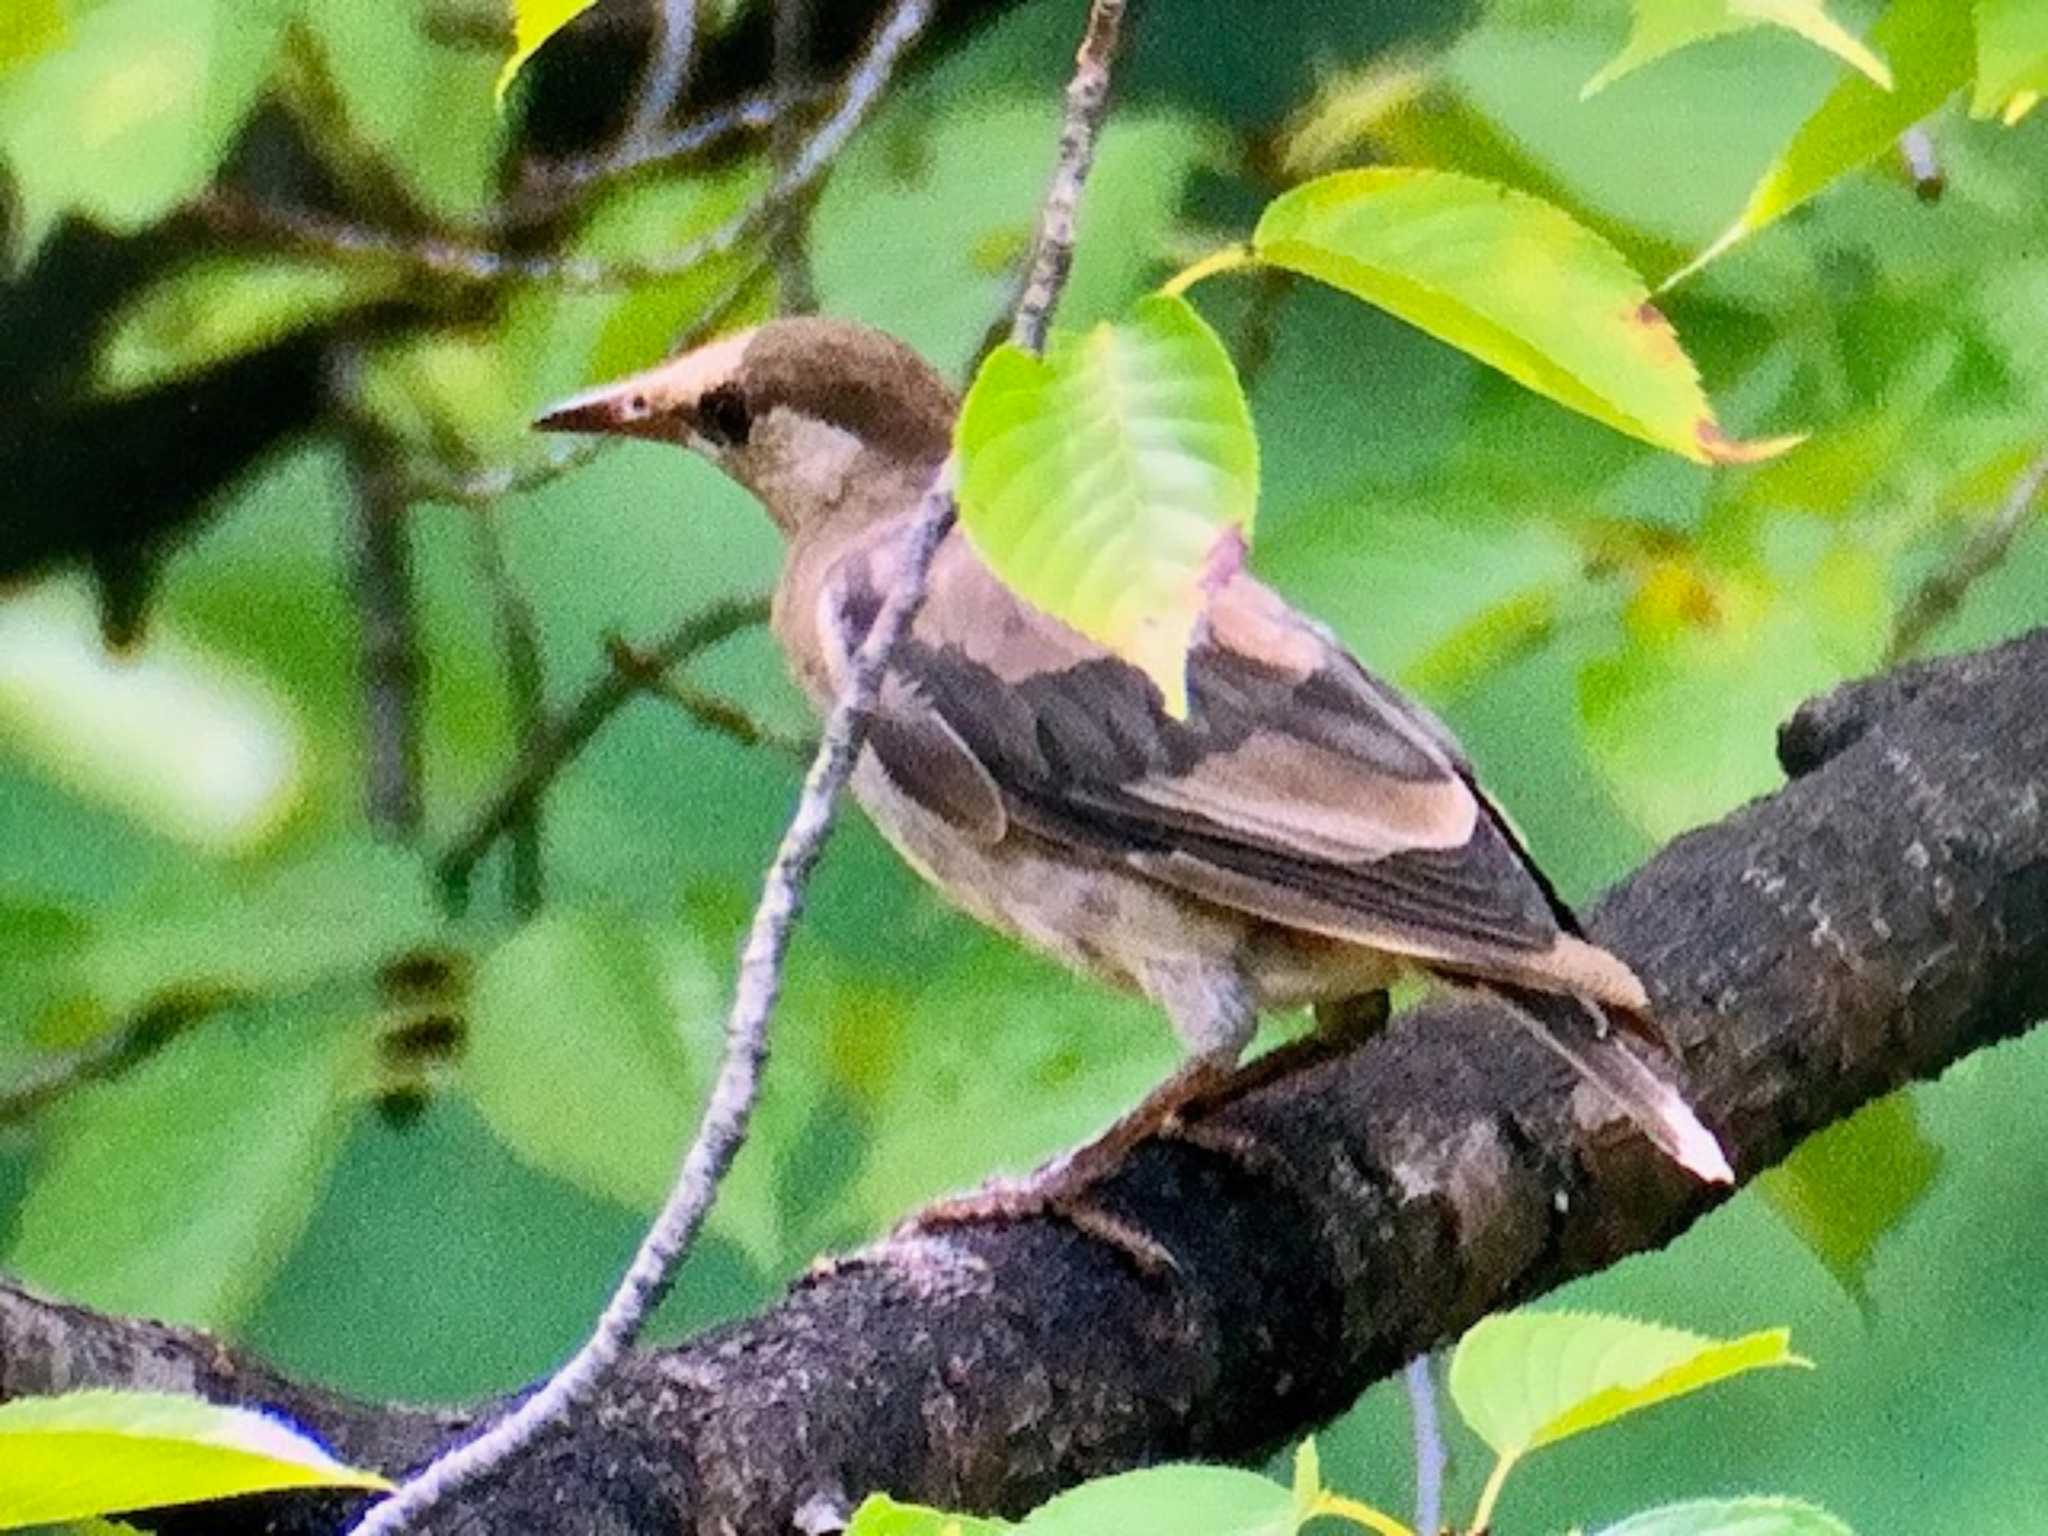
[1400,584,1561,700]
[1015,1465,1296,1536]
[1583,1,1891,99]
[1593,1497,1855,1536]
[8,1000,370,1329]
[463,908,712,1213]
[497,0,598,102]
[358,332,528,466]
[847,1494,1011,1536]
[92,255,402,397]
[1273,54,1432,179]
[1289,1439,1414,1536]
[0,0,293,266]
[956,292,1257,718]
[1449,1312,1809,1478]
[0,585,303,854]
[1250,168,1796,464]
[1971,0,2048,120]
[1669,0,1972,283]
[1759,1092,1942,1302]
[0,0,67,73]
[0,1389,390,1529]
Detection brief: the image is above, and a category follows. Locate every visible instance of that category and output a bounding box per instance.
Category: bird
[534,315,1735,1213]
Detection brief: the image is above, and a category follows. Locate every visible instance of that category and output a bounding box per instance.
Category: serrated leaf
[955,292,1257,719]
[1449,1311,1810,1465]
[1015,1465,1296,1536]
[1972,0,2048,120]
[0,0,67,74]
[0,1390,390,1529]
[1669,0,1973,284]
[92,256,402,398]
[497,0,599,103]
[1251,168,1793,465]
[846,1493,1012,1536]
[1584,1,1891,99]
[1758,1091,1941,1302]
[1593,1497,1855,1536]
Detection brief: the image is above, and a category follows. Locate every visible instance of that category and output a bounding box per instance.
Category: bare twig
[618,0,700,158]
[1404,1355,1446,1536]
[466,515,548,914]
[353,6,1134,1530]
[1887,447,2048,664]
[606,636,814,760]
[436,594,770,907]
[199,0,931,294]
[769,0,820,314]
[0,996,224,1125]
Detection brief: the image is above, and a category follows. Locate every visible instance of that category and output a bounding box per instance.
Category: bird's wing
[820,530,1642,1008]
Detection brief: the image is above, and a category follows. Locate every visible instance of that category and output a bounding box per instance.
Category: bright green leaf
[846,1493,1012,1536]
[1251,168,1794,465]
[92,256,403,398]
[1972,0,2048,119]
[1668,0,1973,283]
[1015,1464,1296,1536]
[1759,1091,1942,1302]
[0,0,67,74]
[955,292,1258,718]
[1449,1310,1811,1465]
[1593,1496,1855,1536]
[1584,1,1891,99]
[1289,1439,1414,1536]
[497,0,599,103]
[0,1389,390,1529]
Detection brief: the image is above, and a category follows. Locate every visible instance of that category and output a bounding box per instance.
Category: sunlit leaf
[497,0,600,103]
[1250,168,1794,464]
[93,256,403,397]
[0,585,302,854]
[1449,1311,1810,1465]
[1593,1497,1855,1536]
[955,292,1258,718]
[1972,0,2048,120]
[1584,0,1891,99]
[1289,1438,1414,1536]
[1015,1464,1296,1536]
[0,0,67,73]
[846,1493,1011,1536]
[0,1390,389,1529]
[1759,1091,1942,1302]
[1668,0,1972,284]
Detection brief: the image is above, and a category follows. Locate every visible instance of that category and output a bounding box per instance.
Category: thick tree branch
[8,626,2046,1535]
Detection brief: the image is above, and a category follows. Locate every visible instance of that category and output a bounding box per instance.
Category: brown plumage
[537,317,1733,1187]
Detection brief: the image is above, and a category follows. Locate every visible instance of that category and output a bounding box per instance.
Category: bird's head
[533,317,956,538]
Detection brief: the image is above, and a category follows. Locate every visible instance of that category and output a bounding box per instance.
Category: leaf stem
[1158,241,1257,299]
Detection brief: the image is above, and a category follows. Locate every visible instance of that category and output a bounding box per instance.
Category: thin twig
[436,595,770,908]
[606,636,814,760]
[1887,447,2048,664]
[200,0,931,294]
[0,996,224,1125]
[466,515,548,915]
[617,0,699,158]
[769,0,820,314]
[1404,1354,1446,1536]
[353,5,1134,1529]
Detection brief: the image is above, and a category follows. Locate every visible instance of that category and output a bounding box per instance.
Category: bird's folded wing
[822,532,1641,1005]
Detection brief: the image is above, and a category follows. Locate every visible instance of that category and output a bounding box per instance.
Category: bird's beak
[532,331,754,440]
[532,376,659,437]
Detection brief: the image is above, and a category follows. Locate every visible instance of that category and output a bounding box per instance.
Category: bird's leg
[1173,989,1391,1122]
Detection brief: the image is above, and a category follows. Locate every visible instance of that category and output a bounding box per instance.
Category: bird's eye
[696,385,753,448]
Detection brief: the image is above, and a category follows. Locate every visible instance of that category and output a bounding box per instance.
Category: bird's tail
[1482,983,1734,1185]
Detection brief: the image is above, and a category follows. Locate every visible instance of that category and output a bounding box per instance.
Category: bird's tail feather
[1482,983,1734,1185]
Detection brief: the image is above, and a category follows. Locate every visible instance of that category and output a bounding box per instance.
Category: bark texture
[5,627,2045,1536]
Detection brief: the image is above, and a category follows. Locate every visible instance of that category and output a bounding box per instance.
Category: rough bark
[6,627,2045,1536]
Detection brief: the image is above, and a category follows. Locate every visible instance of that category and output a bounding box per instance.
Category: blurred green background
[3,0,2046,1531]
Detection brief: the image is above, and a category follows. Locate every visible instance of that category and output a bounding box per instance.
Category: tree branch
[1886,445,2047,664]
[9,625,2046,1535]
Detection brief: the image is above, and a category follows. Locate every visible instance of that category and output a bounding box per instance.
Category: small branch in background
[1887,447,2048,664]
[1404,1354,1447,1536]
[1233,267,1292,394]
[769,0,821,314]
[1897,123,1944,203]
[436,595,771,907]
[329,347,425,838]
[466,514,548,915]
[605,635,814,760]
[0,995,226,1126]
[616,0,700,161]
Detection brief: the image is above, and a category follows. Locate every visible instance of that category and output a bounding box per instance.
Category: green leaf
[1016,1465,1296,1536]
[1593,1497,1855,1536]
[92,256,403,397]
[0,584,304,854]
[1669,0,1973,283]
[1583,1,1891,99]
[0,0,67,74]
[462,909,714,1212]
[7,1000,371,1329]
[1449,1310,1811,1465]
[955,292,1257,718]
[846,1493,1012,1536]
[1758,1091,1942,1302]
[1972,0,2048,120]
[0,0,293,267]
[1250,168,1793,465]
[0,1389,390,1529]
[497,0,599,103]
